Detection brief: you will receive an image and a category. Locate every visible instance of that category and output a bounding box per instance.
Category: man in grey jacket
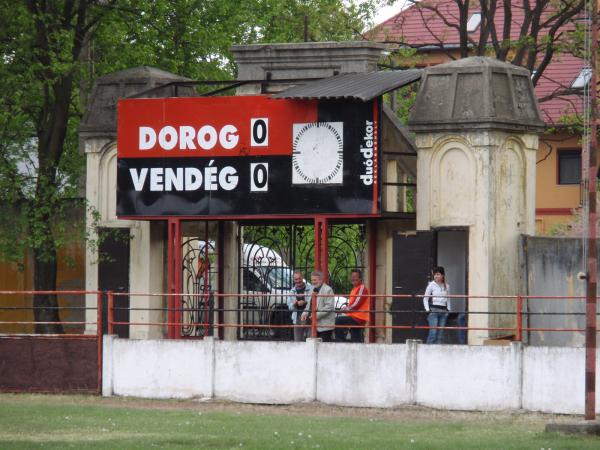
[301,270,335,341]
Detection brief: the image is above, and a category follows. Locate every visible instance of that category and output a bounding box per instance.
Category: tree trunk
[33,223,63,334]
[457,1,470,58]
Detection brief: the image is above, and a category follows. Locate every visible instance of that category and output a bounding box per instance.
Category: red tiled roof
[370,0,585,124]
[535,53,584,124]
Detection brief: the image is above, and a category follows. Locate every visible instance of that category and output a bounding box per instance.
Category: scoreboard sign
[117,96,379,217]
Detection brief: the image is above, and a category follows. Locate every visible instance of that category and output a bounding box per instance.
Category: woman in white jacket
[423,266,449,344]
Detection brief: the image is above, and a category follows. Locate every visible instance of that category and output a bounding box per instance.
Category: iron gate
[238,222,366,340]
[181,222,219,337]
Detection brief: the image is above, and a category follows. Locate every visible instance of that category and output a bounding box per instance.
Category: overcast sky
[371,0,411,25]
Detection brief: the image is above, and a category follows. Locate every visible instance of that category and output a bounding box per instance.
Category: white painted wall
[106,336,214,399]
[214,340,317,403]
[316,343,409,407]
[103,337,600,414]
[416,344,521,410]
[522,346,600,414]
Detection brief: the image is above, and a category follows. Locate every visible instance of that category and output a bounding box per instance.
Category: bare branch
[537,88,584,103]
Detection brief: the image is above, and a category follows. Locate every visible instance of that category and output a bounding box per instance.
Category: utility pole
[585,0,598,421]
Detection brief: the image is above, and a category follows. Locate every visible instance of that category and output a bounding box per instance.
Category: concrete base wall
[522,346,600,414]
[416,345,521,411]
[214,340,317,403]
[316,343,409,407]
[103,337,600,414]
[105,338,214,399]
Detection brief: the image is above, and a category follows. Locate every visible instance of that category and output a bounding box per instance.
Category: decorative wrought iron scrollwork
[238,223,366,341]
[327,224,366,294]
[181,237,216,337]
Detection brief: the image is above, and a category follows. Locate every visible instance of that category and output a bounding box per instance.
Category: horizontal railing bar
[0,290,100,295]
[109,292,593,300]
[0,290,592,300]
[0,321,97,325]
[0,334,97,338]
[109,321,598,333]
[0,306,95,310]
[108,306,599,316]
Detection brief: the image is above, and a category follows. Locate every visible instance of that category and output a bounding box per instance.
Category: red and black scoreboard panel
[116,96,379,217]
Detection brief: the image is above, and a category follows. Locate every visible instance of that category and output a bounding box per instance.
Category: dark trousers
[317,330,333,342]
[335,315,364,343]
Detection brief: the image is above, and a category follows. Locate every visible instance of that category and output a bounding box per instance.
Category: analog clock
[292,122,344,185]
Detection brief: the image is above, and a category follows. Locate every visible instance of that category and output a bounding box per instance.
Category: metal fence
[104,292,599,343]
[1,290,599,345]
[0,290,103,393]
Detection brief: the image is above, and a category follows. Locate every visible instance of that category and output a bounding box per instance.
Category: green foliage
[0,0,374,279]
[380,46,421,124]
[90,0,372,83]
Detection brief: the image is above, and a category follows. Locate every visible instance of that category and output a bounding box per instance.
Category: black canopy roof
[272,69,422,101]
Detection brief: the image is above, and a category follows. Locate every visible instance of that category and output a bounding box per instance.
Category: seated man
[286,270,312,342]
[335,269,369,343]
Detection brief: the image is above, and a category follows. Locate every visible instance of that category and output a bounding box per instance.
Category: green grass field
[0,394,598,449]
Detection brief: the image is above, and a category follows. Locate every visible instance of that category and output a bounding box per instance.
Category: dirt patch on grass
[0,393,579,425]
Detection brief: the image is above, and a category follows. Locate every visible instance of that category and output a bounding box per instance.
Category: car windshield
[261,267,293,290]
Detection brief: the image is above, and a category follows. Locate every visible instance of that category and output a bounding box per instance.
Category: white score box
[250,163,269,192]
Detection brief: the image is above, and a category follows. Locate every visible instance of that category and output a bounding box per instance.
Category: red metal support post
[175,219,183,338]
[167,219,175,338]
[585,0,598,421]
[167,218,183,339]
[96,292,103,395]
[320,218,328,284]
[516,295,523,342]
[368,219,377,343]
[314,216,329,283]
[313,218,319,271]
[107,291,114,336]
[217,221,225,340]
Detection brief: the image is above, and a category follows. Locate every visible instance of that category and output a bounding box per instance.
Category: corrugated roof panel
[271,69,422,101]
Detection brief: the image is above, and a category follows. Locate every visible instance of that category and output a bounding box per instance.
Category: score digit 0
[251,118,268,147]
[250,163,269,192]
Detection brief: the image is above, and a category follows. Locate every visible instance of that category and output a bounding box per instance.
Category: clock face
[292,122,344,185]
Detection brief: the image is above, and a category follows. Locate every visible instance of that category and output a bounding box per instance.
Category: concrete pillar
[231,41,385,95]
[408,57,545,344]
[221,221,239,341]
[80,67,196,338]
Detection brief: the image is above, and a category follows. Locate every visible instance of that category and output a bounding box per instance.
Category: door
[98,228,130,338]
[436,229,468,344]
[392,231,435,343]
[180,221,220,338]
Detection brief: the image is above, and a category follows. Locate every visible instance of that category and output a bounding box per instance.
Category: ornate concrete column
[408,57,545,343]
[80,67,195,338]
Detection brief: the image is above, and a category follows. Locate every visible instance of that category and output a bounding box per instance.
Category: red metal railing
[2,290,599,345]
[102,292,600,342]
[0,290,104,393]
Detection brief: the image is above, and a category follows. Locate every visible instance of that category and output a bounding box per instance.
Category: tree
[0,0,375,333]
[0,1,123,333]
[373,0,585,88]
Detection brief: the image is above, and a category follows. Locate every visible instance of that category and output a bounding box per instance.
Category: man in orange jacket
[335,269,369,342]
